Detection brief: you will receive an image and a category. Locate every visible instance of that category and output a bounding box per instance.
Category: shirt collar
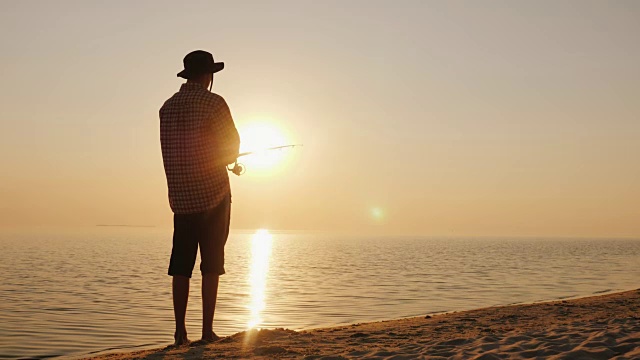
[180,82,207,92]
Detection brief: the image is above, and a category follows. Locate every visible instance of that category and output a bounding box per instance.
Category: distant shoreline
[86,288,640,359]
[95,225,156,228]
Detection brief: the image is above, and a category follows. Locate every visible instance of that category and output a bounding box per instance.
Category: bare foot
[173,330,190,347]
[190,332,221,346]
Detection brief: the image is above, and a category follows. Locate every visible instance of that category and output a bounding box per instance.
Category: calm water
[1,228,639,359]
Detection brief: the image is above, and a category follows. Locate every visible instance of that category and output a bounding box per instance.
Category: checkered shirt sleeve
[160,83,240,214]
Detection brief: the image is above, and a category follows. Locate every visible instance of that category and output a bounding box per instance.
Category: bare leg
[172,275,190,345]
[201,273,220,341]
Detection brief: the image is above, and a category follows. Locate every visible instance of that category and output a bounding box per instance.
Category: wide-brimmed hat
[177,50,224,79]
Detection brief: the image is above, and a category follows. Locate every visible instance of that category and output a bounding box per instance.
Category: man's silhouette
[160,50,240,346]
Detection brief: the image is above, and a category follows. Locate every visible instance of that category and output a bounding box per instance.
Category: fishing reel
[227,161,246,176]
[225,144,302,176]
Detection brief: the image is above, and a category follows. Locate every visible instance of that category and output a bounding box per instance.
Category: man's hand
[217,150,239,166]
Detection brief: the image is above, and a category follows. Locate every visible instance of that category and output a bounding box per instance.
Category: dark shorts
[168,195,231,278]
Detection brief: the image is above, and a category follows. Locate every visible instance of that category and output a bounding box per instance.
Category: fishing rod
[228,144,303,176]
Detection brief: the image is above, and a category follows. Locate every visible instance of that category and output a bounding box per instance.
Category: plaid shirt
[160,83,240,214]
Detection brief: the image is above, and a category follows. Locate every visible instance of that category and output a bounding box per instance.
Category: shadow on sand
[121,328,300,359]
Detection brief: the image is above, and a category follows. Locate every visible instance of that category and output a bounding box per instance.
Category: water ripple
[0,229,638,359]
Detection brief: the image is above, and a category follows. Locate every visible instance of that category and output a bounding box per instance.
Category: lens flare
[371,207,384,221]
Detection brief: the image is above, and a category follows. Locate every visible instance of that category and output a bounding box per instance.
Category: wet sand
[88,289,640,359]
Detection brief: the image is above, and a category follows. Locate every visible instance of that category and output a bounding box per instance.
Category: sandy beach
[87,289,640,359]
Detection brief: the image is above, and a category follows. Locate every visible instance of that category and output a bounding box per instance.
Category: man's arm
[214,98,240,165]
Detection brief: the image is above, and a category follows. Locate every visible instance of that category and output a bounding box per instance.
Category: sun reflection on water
[247,229,273,329]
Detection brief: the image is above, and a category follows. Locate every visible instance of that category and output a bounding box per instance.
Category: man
[159,50,240,346]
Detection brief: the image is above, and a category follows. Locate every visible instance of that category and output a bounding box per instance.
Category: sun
[237,121,290,173]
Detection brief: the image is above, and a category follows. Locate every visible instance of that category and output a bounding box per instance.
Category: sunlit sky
[1,1,638,237]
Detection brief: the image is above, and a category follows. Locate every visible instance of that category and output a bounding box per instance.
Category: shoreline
[87,288,640,359]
